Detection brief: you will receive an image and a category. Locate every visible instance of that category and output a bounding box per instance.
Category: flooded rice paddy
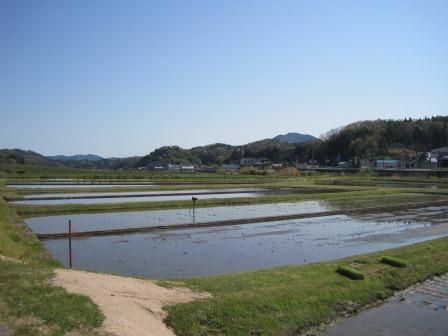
[7,182,156,189]
[21,188,265,199]
[24,194,445,235]
[33,204,448,279]
[13,187,330,205]
[25,200,334,234]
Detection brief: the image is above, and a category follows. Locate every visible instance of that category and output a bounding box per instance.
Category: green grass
[0,260,103,336]
[336,265,365,280]
[164,237,448,335]
[0,179,104,335]
[0,194,55,266]
[380,256,407,268]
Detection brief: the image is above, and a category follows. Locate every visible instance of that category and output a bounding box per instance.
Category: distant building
[374,159,415,169]
[360,159,373,169]
[145,161,165,171]
[431,146,448,168]
[240,158,269,169]
[240,158,256,166]
[167,164,181,171]
[271,163,283,170]
[375,160,399,169]
[221,164,240,172]
[180,164,196,172]
[295,163,309,170]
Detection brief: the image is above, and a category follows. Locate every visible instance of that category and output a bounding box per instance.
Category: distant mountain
[273,132,317,144]
[48,154,104,161]
[136,139,298,167]
[0,149,58,166]
[3,117,447,174]
[0,148,141,172]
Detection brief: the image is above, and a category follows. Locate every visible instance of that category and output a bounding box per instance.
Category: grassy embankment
[0,180,103,336]
[164,236,448,335]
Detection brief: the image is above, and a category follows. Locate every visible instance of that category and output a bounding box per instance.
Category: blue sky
[1,0,447,157]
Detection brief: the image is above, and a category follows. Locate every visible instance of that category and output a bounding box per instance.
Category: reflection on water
[22,188,264,199]
[321,274,448,336]
[13,187,332,205]
[41,205,448,279]
[7,183,155,189]
[24,193,445,235]
[25,200,331,234]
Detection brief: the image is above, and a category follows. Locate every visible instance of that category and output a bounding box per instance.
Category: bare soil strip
[53,269,210,336]
[38,199,448,239]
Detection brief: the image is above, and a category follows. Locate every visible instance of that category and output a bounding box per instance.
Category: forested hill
[136,140,300,167]
[0,149,140,171]
[311,116,448,163]
[2,117,448,171]
[137,117,448,166]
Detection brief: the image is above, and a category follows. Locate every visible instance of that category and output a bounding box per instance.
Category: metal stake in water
[192,197,198,223]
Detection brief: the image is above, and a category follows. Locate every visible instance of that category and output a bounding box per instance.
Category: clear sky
[1,0,447,157]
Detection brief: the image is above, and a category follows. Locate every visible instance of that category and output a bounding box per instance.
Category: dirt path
[53,269,210,336]
[320,273,448,336]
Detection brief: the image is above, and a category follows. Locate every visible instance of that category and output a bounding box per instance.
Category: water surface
[8,183,155,189]
[42,206,448,278]
[25,194,446,235]
[13,188,323,205]
[25,200,331,234]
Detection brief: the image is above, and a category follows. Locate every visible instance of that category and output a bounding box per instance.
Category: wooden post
[68,220,72,269]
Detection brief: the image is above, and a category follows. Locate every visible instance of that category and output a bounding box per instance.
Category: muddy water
[321,274,448,336]
[41,206,448,278]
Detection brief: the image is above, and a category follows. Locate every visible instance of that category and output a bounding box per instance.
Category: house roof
[146,161,164,168]
[431,146,448,154]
